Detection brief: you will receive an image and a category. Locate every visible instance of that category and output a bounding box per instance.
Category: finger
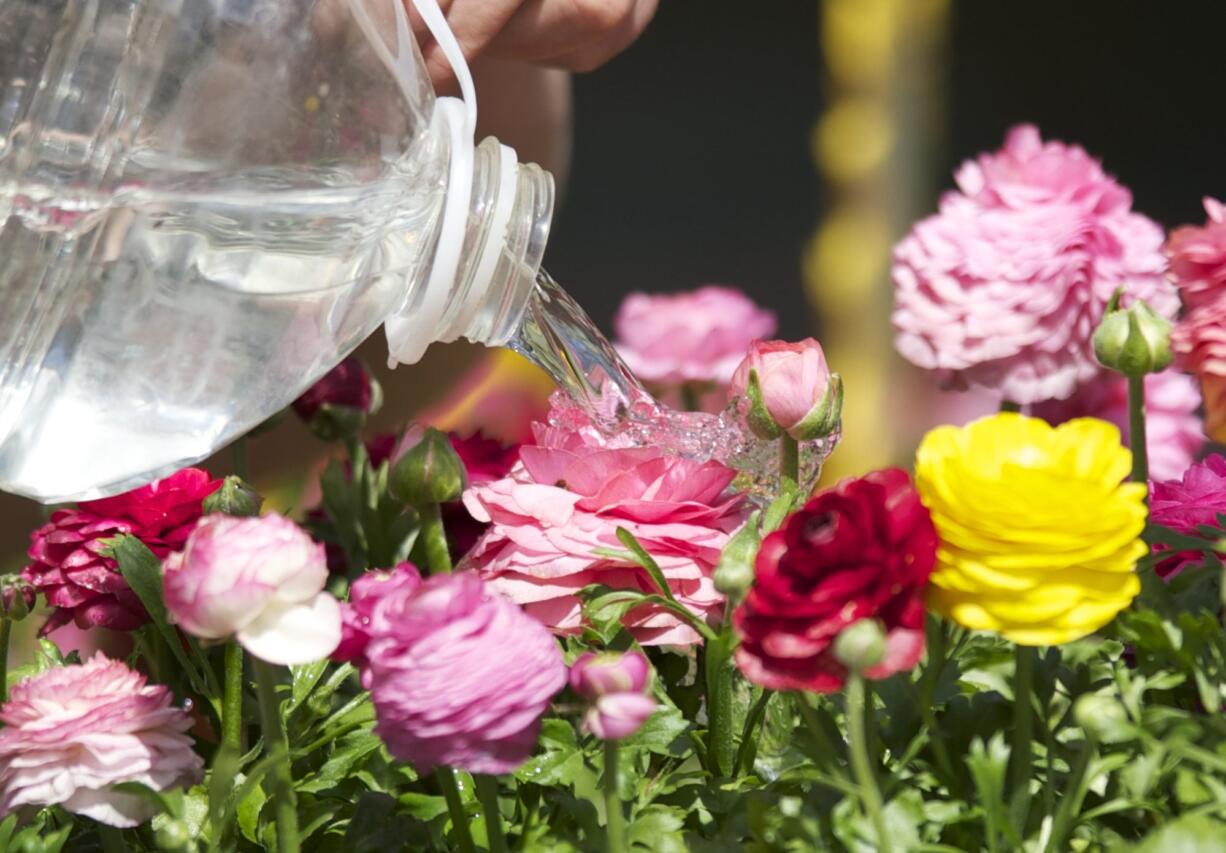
[487,0,652,66]
[410,0,520,89]
[539,0,658,72]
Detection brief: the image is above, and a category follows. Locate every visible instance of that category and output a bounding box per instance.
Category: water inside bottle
[510,270,839,495]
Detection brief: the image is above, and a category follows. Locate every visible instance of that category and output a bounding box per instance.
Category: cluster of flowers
[1,122,1223,849]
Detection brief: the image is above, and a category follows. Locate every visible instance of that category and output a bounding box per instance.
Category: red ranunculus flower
[23,469,221,634]
[734,468,936,693]
[292,357,373,422]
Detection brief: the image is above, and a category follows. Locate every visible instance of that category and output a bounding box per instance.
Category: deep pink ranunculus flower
[0,655,202,827]
[464,419,749,645]
[1167,198,1226,310]
[1149,454,1226,578]
[1173,293,1226,444]
[734,469,936,693]
[23,469,221,634]
[1029,370,1203,482]
[892,124,1175,404]
[614,286,777,386]
[338,568,566,774]
[291,357,373,421]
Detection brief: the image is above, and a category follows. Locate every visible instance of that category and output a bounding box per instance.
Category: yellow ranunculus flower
[914,413,1147,646]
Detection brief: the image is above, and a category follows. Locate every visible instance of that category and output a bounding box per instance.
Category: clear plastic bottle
[0,0,554,502]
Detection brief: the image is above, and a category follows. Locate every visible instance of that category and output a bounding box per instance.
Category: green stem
[253,658,300,853]
[1043,741,1095,853]
[437,767,477,853]
[780,435,800,486]
[0,619,11,704]
[223,642,244,753]
[475,775,509,853]
[98,826,126,853]
[999,400,1022,413]
[419,503,453,574]
[1127,374,1148,486]
[847,675,892,853]
[918,618,957,784]
[679,383,702,412]
[733,689,773,776]
[603,739,626,853]
[704,635,736,777]
[795,693,850,778]
[1009,645,1036,833]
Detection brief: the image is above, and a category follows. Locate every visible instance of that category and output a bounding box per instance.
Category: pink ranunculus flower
[614,286,777,386]
[0,655,203,827]
[1149,455,1226,578]
[339,570,566,773]
[1029,370,1204,482]
[1167,198,1226,310]
[728,338,839,440]
[333,562,422,669]
[570,651,656,740]
[163,513,341,665]
[1173,295,1226,444]
[587,692,658,741]
[464,419,748,645]
[892,124,1176,404]
[23,469,221,634]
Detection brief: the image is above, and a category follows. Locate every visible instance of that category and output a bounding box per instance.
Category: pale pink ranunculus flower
[569,651,656,741]
[1029,370,1204,482]
[163,513,341,665]
[614,286,777,386]
[338,568,566,773]
[0,655,202,827]
[586,693,658,741]
[1173,294,1226,443]
[728,338,834,438]
[464,420,748,645]
[1167,198,1226,310]
[892,124,1176,404]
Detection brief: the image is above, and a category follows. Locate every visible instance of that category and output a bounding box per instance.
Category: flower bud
[203,475,263,518]
[154,818,192,852]
[585,692,657,741]
[0,576,35,622]
[713,515,761,600]
[292,358,381,441]
[1093,298,1173,377]
[833,619,887,673]
[1072,693,1135,744]
[729,339,842,441]
[569,651,650,699]
[390,427,468,507]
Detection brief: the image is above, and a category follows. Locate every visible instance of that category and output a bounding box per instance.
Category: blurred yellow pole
[807,0,949,479]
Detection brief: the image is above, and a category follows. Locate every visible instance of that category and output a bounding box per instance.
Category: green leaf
[345,792,417,852]
[111,781,177,818]
[297,730,382,794]
[237,779,267,843]
[616,528,678,605]
[967,734,1017,849]
[628,805,687,851]
[398,791,450,822]
[621,701,690,758]
[289,659,330,712]
[1116,814,1226,852]
[762,479,799,533]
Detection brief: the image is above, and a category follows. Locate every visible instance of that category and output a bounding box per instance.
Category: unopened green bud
[390,427,467,506]
[1093,298,1173,377]
[0,576,35,622]
[1073,693,1135,744]
[833,619,887,673]
[154,817,192,852]
[713,512,761,601]
[203,475,263,518]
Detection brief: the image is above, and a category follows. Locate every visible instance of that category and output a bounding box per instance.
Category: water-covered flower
[1149,454,1226,578]
[23,469,220,634]
[614,286,777,386]
[1172,296,1226,443]
[0,655,202,827]
[728,338,841,440]
[892,124,1175,403]
[734,469,936,693]
[163,513,341,665]
[569,650,656,740]
[339,570,566,773]
[915,413,1146,645]
[1167,197,1226,310]
[465,420,747,645]
[1029,371,1203,482]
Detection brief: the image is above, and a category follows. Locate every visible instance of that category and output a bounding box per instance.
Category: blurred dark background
[3,0,1226,562]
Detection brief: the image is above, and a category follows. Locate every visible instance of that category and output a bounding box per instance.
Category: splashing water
[509,270,840,497]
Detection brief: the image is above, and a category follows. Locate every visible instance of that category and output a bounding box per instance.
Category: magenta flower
[1173,295,1226,444]
[163,513,341,665]
[292,357,373,421]
[614,286,777,386]
[569,650,656,740]
[1029,371,1203,482]
[464,420,748,645]
[339,571,566,773]
[728,338,840,440]
[333,562,422,669]
[0,655,202,827]
[892,124,1175,404]
[1149,455,1226,578]
[1167,198,1226,310]
[23,469,220,634]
